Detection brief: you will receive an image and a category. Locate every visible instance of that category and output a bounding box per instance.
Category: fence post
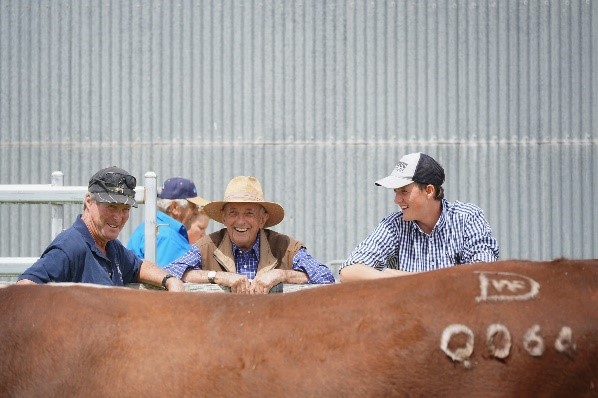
[144,172,157,263]
[51,171,64,238]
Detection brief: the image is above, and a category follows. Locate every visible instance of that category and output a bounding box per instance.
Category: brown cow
[0,259,596,397]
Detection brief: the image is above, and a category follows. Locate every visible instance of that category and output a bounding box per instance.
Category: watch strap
[208,271,216,284]
[161,274,176,289]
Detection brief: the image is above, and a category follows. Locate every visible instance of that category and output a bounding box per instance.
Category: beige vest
[196,228,303,274]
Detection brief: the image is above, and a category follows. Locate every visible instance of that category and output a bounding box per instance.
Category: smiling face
[83,193,131,249]
[393,182,442,233]
[221,203,269,250]
[393,183,428,221]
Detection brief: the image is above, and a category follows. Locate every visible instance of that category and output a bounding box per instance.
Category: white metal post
[143,172,157,263]
[51,171,64,238]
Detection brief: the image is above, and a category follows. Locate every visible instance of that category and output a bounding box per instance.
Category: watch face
[208,271,216,283]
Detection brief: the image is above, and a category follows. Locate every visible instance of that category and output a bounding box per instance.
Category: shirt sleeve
[292,247,335,284]
[17,246,72,284]
[120,245,143,284]
[461,210,500,263]
[155,228,192,267]
[164,245,202,279]
[340,215,399,271]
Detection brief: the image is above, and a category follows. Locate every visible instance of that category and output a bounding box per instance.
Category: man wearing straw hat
[165,176,335,294]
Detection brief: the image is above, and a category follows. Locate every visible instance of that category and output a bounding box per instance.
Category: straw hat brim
[187,196,210,207]
[203,200,285,228]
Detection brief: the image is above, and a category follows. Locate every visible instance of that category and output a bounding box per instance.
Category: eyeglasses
[96,172,136,189]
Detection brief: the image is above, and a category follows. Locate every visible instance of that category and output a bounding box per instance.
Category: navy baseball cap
[375,153,445,189]
[88,166,138,207]
[158,177,208,207]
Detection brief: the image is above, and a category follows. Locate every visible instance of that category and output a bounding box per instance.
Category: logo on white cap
[393,161,409,174]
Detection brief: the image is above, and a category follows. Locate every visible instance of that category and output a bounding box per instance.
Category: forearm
[16,279,37,285]
[340,263,411,282]
[281,269,309,284]
[138,260,185,291]
[181,269,211,283]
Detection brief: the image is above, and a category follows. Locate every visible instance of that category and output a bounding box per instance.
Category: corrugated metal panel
[1,0,597,264]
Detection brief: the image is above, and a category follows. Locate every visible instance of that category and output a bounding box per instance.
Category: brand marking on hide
[441,323,578,364]
[523,324,545,356]
[554,326,576,354]
[440,324,474,364]
[486,323,511,359]
[475,271,540,302]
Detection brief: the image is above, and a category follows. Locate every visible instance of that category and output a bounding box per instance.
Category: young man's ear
[425,184,435,197]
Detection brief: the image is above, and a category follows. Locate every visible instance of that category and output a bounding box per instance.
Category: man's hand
[164,277,186,292]
[224,273,251,294]
[249,269,285,294]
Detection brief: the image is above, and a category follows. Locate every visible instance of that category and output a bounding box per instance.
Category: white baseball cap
[375,152,445,189]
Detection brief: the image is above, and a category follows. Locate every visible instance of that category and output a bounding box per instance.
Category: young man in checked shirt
[165,176,335,294]
[340,152,499,282]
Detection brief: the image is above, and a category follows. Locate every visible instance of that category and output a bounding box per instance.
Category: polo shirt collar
[73,214,118,260]
[157,211,188,239]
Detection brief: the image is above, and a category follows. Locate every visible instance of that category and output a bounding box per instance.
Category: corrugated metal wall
[1,0,597,264]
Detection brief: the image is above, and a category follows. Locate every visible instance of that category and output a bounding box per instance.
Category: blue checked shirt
[341,199,499,273]
[166,233,334,284]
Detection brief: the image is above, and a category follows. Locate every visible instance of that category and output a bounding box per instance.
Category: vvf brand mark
[475,271,540,302]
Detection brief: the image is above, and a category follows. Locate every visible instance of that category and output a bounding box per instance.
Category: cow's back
[0,259,596,397]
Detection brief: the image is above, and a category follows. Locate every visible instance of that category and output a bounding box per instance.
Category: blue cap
[158,177,208,207]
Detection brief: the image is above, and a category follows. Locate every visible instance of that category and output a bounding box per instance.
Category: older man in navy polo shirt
[17,166,185,291]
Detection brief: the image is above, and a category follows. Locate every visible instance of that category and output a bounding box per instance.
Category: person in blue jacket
[127,177,209,267]
[17,166,184,291]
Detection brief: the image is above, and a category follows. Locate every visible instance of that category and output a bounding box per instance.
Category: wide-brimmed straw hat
[203,176,285,228]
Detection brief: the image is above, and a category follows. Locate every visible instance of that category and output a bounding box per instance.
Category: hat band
[89,181,136,198]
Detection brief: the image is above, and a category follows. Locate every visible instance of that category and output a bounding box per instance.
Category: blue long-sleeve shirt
[127,211,192,267]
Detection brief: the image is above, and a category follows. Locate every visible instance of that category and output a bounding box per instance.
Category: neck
[82,213,108,253]
[416,200,442,234]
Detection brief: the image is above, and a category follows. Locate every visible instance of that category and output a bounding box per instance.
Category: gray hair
[157,198,191,213]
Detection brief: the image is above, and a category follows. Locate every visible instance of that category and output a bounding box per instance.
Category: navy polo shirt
[18,215,141,286]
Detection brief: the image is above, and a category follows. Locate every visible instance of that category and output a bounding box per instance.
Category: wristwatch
[207,271,217,284]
